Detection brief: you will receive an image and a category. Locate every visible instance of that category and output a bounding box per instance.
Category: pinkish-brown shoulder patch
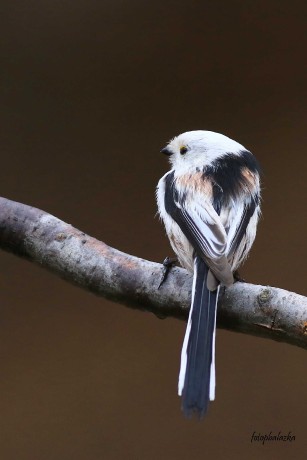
[241,167,259,192]
[176,172,213,197]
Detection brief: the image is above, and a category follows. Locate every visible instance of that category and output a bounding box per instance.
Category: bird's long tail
[178,256,219,418]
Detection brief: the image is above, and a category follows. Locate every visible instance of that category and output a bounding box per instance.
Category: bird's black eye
[180,146,188,155]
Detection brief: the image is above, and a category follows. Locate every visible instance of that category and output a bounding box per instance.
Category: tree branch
[1,197,307,349]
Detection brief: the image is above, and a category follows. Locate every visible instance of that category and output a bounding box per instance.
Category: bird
[156,130,261,417]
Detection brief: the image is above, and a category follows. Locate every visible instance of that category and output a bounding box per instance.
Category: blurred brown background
[1,1,307,459]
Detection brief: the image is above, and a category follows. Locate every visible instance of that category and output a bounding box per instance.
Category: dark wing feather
[227,196,258,259]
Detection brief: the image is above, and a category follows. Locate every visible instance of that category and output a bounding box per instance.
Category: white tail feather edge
[178,259,197,396]
[209,286,219,401]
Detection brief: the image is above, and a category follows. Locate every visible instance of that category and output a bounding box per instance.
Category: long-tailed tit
[156,130,261,417]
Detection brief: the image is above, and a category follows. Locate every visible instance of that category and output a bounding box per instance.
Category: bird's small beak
[161,146,173,156]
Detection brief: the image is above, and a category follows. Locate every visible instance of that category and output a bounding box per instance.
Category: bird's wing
[227,197,258,260]
[164,173,233,287]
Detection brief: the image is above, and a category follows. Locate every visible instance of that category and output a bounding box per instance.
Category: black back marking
[205,150,260,211]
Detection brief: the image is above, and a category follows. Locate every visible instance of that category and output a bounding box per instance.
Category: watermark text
[251,431,295,445]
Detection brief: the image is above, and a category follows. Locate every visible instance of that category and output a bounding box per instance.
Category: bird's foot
[158,256,178,289]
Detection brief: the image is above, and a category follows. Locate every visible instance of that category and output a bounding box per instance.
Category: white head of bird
[162,130,246,174]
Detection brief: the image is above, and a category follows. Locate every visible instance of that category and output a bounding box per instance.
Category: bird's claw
[158,256,178,289]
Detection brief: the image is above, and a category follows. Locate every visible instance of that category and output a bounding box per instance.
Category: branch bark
[1,197,307,349]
